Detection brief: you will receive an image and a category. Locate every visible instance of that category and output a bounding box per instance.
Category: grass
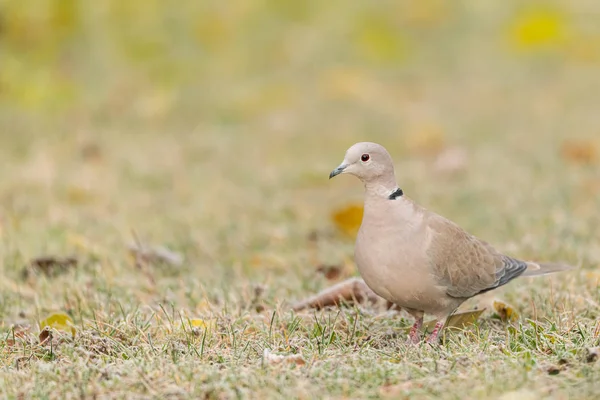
[1,1,600,399]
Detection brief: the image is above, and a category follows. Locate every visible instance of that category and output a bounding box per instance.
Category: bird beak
[329,164,347,179]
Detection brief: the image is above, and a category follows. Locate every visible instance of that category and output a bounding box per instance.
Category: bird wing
[425,214,527,299]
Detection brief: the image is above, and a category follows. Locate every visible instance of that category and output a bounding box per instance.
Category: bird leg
[425,321,445,344]
[407,316,424,344]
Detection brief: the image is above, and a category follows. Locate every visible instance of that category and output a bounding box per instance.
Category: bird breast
[354,199,447,311]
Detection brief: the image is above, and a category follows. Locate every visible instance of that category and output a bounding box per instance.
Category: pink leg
[408,316,424,344]
[426,321,444,344]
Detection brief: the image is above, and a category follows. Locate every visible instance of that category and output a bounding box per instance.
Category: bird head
[329,142,396,184]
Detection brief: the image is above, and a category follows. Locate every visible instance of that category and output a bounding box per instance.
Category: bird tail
[522,261,575,277]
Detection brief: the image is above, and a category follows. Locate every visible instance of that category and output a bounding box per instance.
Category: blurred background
[0,0,599,296]
[3,0,600,131]
[2,3,600,397]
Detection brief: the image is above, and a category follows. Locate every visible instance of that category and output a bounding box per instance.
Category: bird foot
[425,321,444,345]
[406,318,423,345]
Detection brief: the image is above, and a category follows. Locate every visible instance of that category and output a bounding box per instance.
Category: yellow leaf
[408,309,485,333]
[182,318,215,332]
[509,8,567,51]
[189,318,207,329]
[331,204,364,238]
[493,300,520,322]
[39,312,76,338]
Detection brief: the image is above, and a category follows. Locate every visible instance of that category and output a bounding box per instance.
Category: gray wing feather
[474,255,528,295]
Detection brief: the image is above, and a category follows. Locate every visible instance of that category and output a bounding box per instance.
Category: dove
[329,142,573,344]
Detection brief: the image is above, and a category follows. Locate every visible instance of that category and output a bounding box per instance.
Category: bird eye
[361,154,370,162]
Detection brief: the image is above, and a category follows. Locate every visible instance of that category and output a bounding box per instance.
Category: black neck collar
[388,188,404,200]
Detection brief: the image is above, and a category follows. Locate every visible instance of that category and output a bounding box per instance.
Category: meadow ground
[1,1,600,399]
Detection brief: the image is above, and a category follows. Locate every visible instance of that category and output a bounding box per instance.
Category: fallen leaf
[39,312,76,338]
[316,264,344,281]
[39,327,53,345]
[23,256,78,278]
[493,300,520,322]
[292,277,393,311]
[181,318,216,336]
[128,244,183,267]
[413,309,486,334]
[331,204,363,238]
[262,348,306,366]
[561,140,598,165]
[188,318,208,329]
[508,8,567,51]
[544,363,563,375]
[586,347,599,363]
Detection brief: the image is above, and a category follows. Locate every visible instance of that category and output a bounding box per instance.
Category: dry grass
[1,1,600,399]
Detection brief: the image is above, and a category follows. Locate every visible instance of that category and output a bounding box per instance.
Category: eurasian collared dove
[329,142,573,344]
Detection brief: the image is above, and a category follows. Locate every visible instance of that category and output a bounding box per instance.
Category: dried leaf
[128,244,183,267]
[292,277,393,311]
[445,309,486,330]
[413,309,486,334]
[493,300,520,322]
[38,327,53,345]
[316,264,344,281]
[561,140,598,165]
[331,204,363,238]
[39,312,76,338]
[23,256,78,278]
[263,348,306,366]
[586,347,599,363]
[544,363,563,375]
